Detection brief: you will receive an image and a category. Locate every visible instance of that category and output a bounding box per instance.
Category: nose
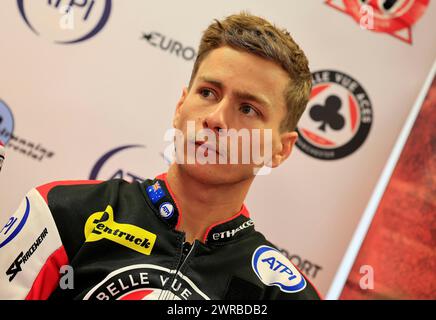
[202,98,229,134]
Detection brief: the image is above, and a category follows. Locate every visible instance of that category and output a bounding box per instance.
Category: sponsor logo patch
[83,264,209,300]
[84,205,157,255]
[159,202,174,219]
[252,245,306,293]
[6,228,48,282]
[0,197,30,249]
[212,219,254,241]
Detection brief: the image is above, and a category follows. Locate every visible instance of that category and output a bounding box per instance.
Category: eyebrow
[198,76,272,110]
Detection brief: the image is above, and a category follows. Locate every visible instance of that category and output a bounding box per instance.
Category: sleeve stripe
[25,245,69,300]
[0,189,65,299]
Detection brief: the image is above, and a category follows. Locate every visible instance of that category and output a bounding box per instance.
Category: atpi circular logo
[17,0,112,44]
[296,70,373,160]
[252,245,306,293]
[159,202,174,220]
[0,100,14,145]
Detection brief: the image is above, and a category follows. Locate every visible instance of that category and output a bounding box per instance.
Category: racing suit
[0,173,321,300]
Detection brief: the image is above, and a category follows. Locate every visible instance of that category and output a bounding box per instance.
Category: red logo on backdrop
[325,0,429,44]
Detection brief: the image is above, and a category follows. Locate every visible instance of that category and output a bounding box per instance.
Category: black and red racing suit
[0,172,321,300]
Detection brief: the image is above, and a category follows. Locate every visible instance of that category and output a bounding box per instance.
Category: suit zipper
[176,241,194,270]
[161,238,196,300]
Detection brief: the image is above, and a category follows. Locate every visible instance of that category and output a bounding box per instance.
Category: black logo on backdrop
[296,70,373,160]
[141,31,197,61]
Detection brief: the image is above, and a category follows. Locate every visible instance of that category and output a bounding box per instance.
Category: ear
[270,131,298,168]
[173,87,189,128]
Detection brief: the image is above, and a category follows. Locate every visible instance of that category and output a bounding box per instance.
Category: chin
[179,163,254,186]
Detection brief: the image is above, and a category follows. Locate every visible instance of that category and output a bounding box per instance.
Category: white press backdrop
[0,0,435,296]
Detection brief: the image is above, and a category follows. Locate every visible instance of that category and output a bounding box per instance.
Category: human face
[173,46,298,185]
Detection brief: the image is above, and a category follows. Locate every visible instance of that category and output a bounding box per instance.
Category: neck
[165,164,253,243]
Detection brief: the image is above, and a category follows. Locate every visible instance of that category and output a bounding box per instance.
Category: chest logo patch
[252,245,306,293]
[84,205,157,255]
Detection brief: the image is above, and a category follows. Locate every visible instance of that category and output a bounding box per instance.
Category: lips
[194,141,222,157]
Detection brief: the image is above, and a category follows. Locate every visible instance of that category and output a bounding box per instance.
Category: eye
[198,88,216,100]
[240,104,260,117]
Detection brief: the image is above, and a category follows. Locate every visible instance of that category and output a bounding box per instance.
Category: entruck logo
[0,100,14,145]
[90,145,147,182]
[0,197,30,249]
[17,0,112,44]
[83,264,210,300]
[252,245,306,293]
[325,0,429,44]
[84,205,157,255]
[141,31,197,62]
[296,70,373,160]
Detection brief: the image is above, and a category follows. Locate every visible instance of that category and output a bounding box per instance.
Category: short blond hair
[189,12,312,132]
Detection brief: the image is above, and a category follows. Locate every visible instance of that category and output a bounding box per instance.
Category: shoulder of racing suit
[0,179,110,299]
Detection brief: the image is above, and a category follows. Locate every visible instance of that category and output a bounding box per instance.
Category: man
[0,12,321,300]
